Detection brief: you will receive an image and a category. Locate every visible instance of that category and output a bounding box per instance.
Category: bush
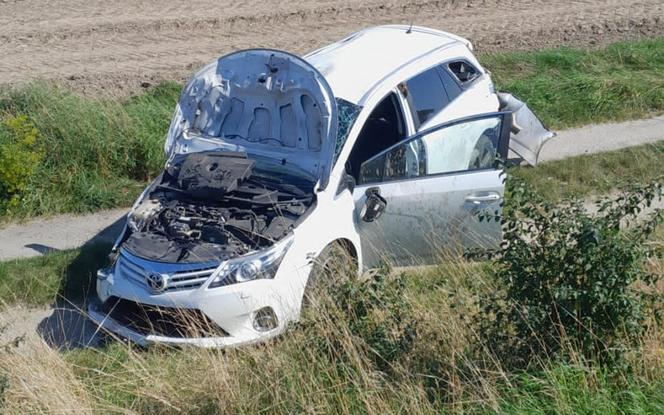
[0,114,43,213]
[480,176,664,367]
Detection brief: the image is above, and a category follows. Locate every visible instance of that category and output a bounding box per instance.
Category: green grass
[0,82,180,220]
[482,37,664,129]
[0,235,661,412]
[0,243,110,306]
[55,343,664,414]
[513,140,664,202]
[497,366,664,414]
[0,252,660,413]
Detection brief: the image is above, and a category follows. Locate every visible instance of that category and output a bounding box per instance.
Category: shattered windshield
[334,98,362,165]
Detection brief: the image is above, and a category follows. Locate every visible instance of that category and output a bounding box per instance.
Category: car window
[437,66,462,102]
[383,139,426,180]
[400,67,449,131]
[359,153,386,184]
[448,60,480,84]
[346,93,406,180]
[421,116,500,174]
[359,115,503,184]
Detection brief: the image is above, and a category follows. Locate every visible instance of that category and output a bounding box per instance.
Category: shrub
[0,114,43,213]
[480,176,664,367]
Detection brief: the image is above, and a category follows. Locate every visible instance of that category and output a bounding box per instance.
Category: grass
[1,38,664,220]
[52,334,664,414]
[513,140,664,202]
[498,366,664,414]
[0,256,661,413]
[0,243,110,306]
[482,37,664,129]
[0,82,180,220]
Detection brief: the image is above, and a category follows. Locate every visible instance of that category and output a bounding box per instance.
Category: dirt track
[1,0,663,96]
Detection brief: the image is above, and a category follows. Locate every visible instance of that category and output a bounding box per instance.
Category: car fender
[273,186,361,316]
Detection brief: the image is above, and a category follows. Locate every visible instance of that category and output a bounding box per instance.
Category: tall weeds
[0,249,662,413]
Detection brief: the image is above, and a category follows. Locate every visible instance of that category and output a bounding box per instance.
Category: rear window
[437,66,462,102]
[448,60,480,84]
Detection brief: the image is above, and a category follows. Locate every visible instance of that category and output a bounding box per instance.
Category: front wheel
[302,242,357,309]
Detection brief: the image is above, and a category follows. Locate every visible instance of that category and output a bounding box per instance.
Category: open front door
[353,112,511,268]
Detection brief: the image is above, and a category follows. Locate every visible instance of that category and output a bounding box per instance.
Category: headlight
[207,236,294,288]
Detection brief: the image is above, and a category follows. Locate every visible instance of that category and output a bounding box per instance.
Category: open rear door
[498,93,555,165]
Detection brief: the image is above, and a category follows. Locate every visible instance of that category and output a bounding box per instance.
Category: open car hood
[165,49,338,190]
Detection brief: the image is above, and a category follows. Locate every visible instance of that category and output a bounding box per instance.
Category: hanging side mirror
[360,187,387,222]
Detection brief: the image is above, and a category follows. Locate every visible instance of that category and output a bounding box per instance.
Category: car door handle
[464,192,501,204]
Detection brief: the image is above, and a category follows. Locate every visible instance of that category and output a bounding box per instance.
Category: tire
[302,241,357,309]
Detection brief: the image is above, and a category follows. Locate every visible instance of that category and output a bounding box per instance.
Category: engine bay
[121,151,314,264]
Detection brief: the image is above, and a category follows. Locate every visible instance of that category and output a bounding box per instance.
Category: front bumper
[87,297,282,348]
[90,259,303,348]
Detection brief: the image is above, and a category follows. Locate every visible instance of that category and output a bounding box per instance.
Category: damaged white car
[89,25,553,347]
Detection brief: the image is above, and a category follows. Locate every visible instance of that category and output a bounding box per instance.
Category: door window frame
[393,87,417,137]
[343,90,410,181]
[357,112,512,186]
[398,65,453,132]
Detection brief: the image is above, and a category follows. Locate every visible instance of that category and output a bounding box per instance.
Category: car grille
[116,250,218,292]
[101,296,228,338]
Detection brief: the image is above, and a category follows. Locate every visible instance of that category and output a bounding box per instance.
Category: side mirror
[360,187,387,222]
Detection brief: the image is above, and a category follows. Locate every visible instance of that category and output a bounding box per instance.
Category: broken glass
[334,98,362,165]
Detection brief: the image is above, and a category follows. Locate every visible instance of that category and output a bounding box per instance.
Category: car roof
[304,25,472,106]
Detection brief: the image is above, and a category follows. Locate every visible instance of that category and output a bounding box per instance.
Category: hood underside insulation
[165,49,338,189]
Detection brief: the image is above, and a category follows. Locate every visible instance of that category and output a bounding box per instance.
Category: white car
[89,25,553,347]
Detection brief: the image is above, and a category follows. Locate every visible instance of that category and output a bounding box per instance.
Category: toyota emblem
[145,272,167,292]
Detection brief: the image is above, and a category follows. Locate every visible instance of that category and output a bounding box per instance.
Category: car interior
[345,92,406,180]
[448,60,479,84]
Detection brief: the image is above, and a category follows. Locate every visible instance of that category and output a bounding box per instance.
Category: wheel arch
[315,237,361,275]
[335,238,359,267]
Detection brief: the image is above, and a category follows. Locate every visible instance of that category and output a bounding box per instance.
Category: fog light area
[253,307,278,332]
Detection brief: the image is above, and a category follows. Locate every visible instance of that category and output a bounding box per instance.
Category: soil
[1,0,663,97]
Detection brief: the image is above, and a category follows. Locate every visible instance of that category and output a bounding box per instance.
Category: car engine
[121,151,314,264]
